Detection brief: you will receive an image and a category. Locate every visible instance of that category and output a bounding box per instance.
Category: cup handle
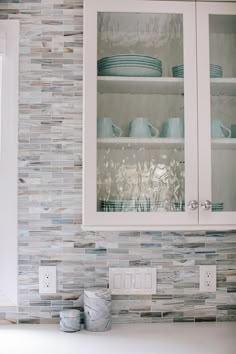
[112,123,122,137]
[148,123,159,137]
[221,124,231,138]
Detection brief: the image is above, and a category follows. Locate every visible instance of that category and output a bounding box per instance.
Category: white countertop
[0,322,236,354]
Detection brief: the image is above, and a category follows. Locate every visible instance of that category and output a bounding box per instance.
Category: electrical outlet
[39,266,57,294]
[200,265,216,292]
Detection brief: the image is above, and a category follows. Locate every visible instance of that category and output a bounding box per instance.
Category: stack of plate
[172,64,223,78]
[212,202,224,212]
[100,200,224,212]
[97,54,162,77]
[210,64,223,78]
[172,65,184,78]
[100,199,163,212]
[174,202,185,211]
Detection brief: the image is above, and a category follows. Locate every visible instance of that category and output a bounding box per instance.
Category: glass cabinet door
[197,3,236,225]
[83,0,198,228]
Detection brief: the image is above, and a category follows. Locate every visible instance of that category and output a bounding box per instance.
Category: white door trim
[0,20,19,306]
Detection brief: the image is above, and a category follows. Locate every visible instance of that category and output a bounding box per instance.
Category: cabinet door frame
[197,2,236,226]
[83,0,198,228]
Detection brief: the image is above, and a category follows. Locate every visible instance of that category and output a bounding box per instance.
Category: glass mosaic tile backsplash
[0,0,235,324]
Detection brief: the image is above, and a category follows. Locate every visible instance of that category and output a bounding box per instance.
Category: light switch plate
[109,267,156,295]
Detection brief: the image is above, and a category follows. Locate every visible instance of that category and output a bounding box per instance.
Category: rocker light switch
[114,274,122,289]
[124,274,132,289]
[109,268,156,295]
[144,274,152,289]
[134,274,142,289]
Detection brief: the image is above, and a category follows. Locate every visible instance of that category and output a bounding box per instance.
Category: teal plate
[172,70,184,74]
[172,65,184,70]
[98,60,162,69]
[210,74,223,78]
[173,74,184,78]
[98,65,162,77]
[98,59,162,69]
[98,56,162,63]
[98,54,162,63]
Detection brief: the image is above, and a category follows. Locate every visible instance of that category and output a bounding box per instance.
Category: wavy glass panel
[210,15,236,212]
[97,12,185,212]
[97,146,184,212]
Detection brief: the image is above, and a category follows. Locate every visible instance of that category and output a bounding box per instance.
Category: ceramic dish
[98,54,162,63]
[210,64,222,78]
[98,57,162,66]
[172,64,223,78]
[98,65,162,77]
[98,61,162,71]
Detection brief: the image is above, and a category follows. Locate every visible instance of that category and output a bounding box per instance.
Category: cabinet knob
[201,200,212,210]
[188,200,199,210]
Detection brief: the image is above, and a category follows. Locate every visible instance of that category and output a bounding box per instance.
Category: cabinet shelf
[212,138,236,149]
[98,77,236,96]
[211,78,236,96]
[97,76,184,95]
[97,137,184,149]
[97,138,236,150]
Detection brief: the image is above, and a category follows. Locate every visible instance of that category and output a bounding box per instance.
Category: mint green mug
[211,119,231,138]
[161,117,184,137]
[231,124,236,138]
[128,117,159,138]
[97,117,122,138]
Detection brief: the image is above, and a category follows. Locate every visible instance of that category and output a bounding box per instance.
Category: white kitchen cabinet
[83,0,236,230]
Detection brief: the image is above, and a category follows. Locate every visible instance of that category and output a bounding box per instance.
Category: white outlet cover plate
[199,265,216,292]
[39,266,57,294]
[109,267,156,295]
